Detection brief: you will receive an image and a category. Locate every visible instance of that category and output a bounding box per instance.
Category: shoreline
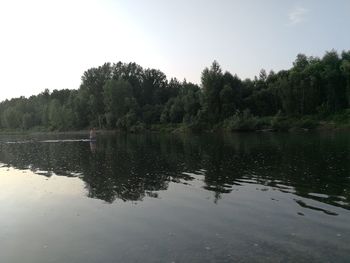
[0,119,349,136]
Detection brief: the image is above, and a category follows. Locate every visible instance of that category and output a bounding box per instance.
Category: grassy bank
[0,110,349,135]
[217,110,350,132]
[125,110,350,133]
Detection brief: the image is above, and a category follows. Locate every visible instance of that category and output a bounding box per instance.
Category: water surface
[0,132,349,262]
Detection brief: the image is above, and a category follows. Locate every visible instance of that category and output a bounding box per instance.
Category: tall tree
[80,63,112,127]
[201,61,224,123]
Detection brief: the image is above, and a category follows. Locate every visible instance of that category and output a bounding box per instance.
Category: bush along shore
[160,111,350,133]
[0,49,349,133]
[1,111,348,135]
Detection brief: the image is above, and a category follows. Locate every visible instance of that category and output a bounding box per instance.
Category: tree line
[0,49,349,131]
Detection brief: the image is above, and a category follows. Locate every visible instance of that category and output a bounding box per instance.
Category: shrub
[295,118,318,129]
[223,109,259,131]
[270,111,292,131]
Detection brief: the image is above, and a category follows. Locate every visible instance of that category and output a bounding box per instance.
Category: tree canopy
[0,50,349,131]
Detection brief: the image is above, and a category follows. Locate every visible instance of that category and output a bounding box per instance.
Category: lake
[0,132,349,262]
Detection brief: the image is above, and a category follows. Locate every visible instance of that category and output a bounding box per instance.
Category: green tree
[103,79,138,128]
[201,61,224,123]
[340,57,350,107]
[80,63,112,127]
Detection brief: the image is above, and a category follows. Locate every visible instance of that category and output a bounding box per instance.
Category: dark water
[0,132,349,263]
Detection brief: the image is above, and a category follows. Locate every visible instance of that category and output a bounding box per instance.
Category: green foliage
[201,61,224,123]
[340,58,350,106]
[0,49,349,132]
[1,106,21,129]
[271,119,292,131]
[103,79,137,128]
[295,118,318,129]
[223,110,260,131]
[328,109,350,125]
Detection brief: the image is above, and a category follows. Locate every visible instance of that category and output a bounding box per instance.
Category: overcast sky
[0,0,349,101]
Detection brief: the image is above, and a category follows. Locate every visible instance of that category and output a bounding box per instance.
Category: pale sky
[0,0,349,101]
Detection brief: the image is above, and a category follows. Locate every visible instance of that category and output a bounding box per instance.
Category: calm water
[0,132,349,262]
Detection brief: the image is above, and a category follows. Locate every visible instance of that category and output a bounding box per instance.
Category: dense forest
[0,49,349,132]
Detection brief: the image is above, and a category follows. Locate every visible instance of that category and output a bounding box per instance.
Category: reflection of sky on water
[0,166,86,199]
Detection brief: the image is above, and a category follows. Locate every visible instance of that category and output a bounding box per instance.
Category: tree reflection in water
[0,132,348,210]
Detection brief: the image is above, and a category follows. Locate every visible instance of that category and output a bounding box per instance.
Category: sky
[0,0,349,101]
